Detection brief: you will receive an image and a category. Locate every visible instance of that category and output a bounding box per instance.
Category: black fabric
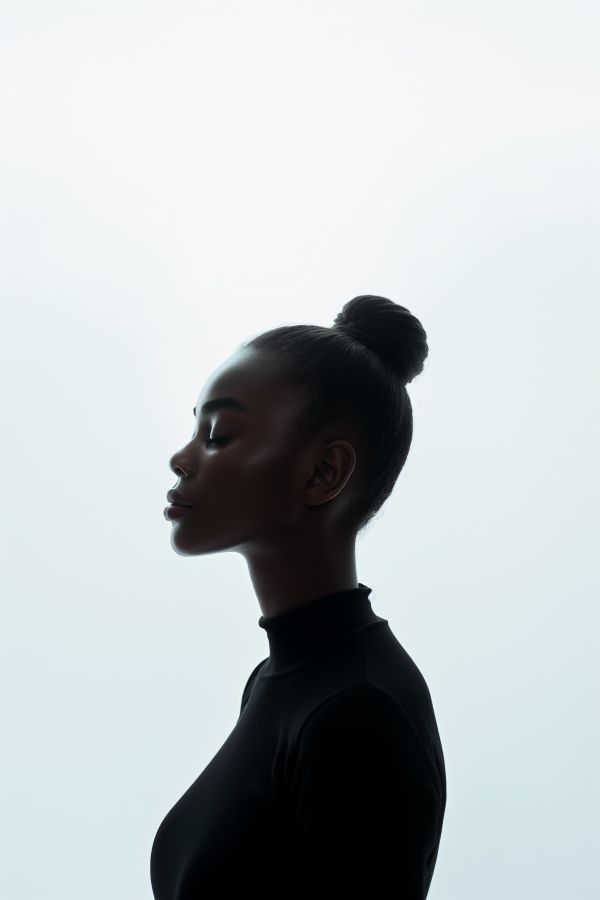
[150,583,447,899]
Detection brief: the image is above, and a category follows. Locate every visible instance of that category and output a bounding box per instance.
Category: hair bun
[332,295,428,385]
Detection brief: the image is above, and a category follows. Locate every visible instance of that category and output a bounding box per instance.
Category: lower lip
[164,504,194,520]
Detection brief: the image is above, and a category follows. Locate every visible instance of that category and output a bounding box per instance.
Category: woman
[151,295,447,899]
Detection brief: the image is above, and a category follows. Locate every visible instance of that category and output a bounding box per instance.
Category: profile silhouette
[151,296,446,899]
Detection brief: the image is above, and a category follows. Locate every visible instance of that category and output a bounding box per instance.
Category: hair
[240,295,429,536]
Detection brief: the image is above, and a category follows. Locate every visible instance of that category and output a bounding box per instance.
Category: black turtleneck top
[150,584,446,899]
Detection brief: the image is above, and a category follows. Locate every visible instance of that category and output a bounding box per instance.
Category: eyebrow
[193,397,248,417]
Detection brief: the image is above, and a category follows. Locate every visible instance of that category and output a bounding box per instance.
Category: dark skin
[166,346,365,619]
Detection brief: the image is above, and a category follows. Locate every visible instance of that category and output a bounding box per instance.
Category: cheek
[237,444,298,504]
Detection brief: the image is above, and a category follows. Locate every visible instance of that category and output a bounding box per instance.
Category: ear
[304,440,357,508]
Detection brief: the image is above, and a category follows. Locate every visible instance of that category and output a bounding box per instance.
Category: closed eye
[205,436,231,447]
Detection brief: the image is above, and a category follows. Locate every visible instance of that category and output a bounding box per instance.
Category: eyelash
[191,420,231,447]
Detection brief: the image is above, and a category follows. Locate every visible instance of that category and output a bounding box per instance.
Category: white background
[2,2,598,898]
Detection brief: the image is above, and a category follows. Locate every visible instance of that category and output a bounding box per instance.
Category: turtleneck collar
[257,582,384,675]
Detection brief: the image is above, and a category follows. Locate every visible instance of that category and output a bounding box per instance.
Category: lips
[166,489,194,508]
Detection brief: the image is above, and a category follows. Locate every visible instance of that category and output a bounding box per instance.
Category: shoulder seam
[293,681,406,754]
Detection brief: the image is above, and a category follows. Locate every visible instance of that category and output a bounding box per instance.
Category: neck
[258,582,382,675]
[242,533,358,619]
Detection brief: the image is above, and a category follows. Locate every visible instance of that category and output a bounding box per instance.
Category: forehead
[195,348,303,420]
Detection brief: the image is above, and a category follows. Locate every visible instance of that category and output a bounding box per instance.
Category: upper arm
[285,684,439,898]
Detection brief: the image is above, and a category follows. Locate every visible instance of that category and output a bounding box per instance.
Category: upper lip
[167,489,194,508]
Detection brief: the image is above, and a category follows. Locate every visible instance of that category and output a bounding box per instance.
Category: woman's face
[165,346,333,558]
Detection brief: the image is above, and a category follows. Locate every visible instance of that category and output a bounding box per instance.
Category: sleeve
[285,684,439,899]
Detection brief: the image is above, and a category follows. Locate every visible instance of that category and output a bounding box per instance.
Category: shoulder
[245,656,269,687]
[238,656,269,715]
[297,683,408,745]
[290,683,423,779]
[285,683,436,835]
[284,683,442,898]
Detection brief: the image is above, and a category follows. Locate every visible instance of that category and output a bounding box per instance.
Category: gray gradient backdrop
[2,2,598,898]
